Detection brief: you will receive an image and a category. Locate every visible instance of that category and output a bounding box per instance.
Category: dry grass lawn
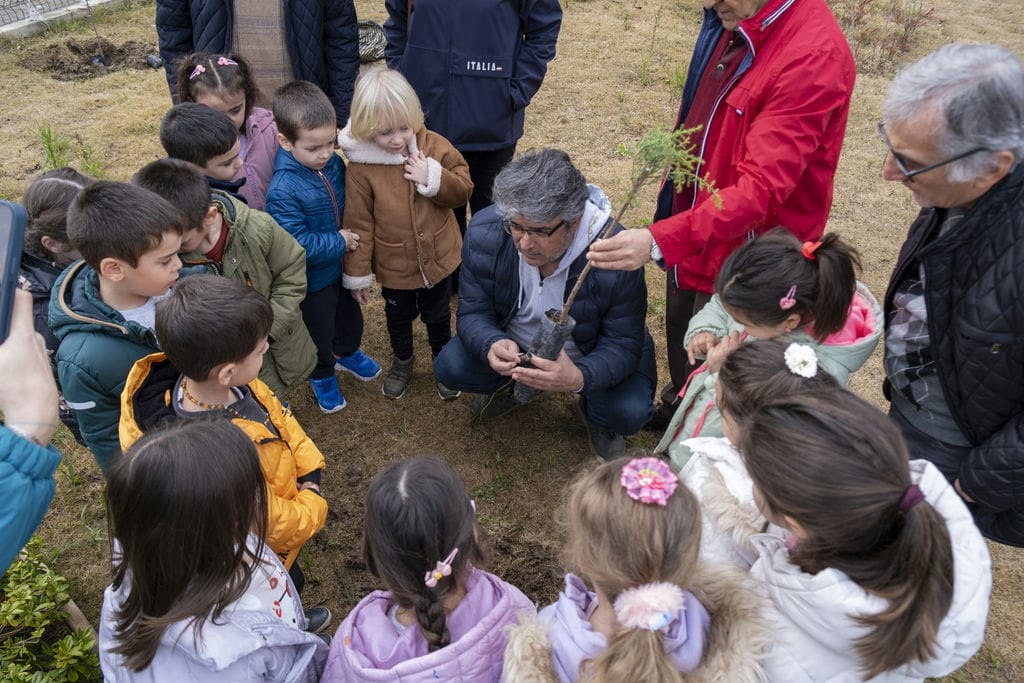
[1,0,1021,679]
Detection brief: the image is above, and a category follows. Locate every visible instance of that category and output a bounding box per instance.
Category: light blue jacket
[0,426,61,574]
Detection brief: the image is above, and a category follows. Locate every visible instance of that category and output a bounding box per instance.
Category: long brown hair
[22,167,92,261]
[362,455,484,652]
[565,458,703,682]
[105,420,269,671]
[738,392,954,677]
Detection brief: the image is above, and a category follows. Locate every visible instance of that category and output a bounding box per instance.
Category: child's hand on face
[351,288,371,305]
[687,332,720,365]
[706,331,744,373]
[403,151,429,185]
[340,229,360,252]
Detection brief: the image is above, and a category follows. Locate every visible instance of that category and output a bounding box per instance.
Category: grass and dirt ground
[0,0,1021,679]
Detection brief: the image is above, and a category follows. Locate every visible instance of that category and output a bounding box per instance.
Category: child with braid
[322,455,534,681]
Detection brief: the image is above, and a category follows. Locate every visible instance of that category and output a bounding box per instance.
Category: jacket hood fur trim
[338,124,442,197]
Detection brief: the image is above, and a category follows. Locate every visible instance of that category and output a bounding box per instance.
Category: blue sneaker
[334,349,382,381]
[310,376,346,413]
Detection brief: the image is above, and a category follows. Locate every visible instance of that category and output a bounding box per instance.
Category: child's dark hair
[159,102,239,167]
[156,275,272,381]
[565,457,702,682]
[738,392,954,678]
[717,339,841,427]
[273,80,336,142]
[715,228,861,341]
[21,167,92,260]
[175,52,260,124]
[66,181,184,270]
[133,159,212,232]
[106,420,268,671]
[363,455,484,652]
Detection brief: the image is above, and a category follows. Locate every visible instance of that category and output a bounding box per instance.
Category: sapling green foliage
[556,126,717,324]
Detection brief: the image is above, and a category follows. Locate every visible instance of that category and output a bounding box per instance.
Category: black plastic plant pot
[514,308,576,405]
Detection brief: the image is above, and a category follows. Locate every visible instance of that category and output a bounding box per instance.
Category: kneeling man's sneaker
[437,381,462,401]
[585,421,626,461]
[469,385,519,420]
[310,376,346,413]
[334,349,382,381]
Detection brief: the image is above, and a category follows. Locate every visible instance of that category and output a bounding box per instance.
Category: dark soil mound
[17,38,157,80]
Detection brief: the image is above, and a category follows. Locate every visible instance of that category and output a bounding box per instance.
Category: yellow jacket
[119,352,327,568]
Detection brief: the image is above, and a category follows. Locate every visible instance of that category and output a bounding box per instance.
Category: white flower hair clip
[784,343,818,378]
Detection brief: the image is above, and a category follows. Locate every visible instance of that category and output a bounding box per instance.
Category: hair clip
[216,56,238,67]
[620,458,678,507]
[898,484,925,513]
[801,240,822,260]
[188,64,206,80]
[779,285,797,310]
[784,343,818,378]
[613,582,685,631]
[424,548,458,588]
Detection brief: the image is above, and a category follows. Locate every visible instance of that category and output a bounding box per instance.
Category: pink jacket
[235,106,278,210]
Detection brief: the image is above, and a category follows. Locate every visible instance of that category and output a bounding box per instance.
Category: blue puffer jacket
[457,206,656,391]
[266,149,347,293]
[383,0,562,152]
[0,426,61,575]
[155,0,359,124]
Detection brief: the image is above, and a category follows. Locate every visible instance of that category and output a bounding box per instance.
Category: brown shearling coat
[339,126,473,290]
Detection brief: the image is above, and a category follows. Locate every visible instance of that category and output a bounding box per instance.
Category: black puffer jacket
[155,0,359,124]
[884,163,1024,547]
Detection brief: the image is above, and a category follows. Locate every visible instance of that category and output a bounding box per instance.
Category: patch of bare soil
[17,38,157,80]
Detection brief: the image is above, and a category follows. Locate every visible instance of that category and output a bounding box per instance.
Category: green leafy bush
[0,538,100,682]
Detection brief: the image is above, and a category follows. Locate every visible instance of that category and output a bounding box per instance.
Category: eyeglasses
[501,218,569,239]
[877,121,988,181]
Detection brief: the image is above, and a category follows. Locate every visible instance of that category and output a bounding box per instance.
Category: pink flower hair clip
[216,56,238,67]
[779,285,797,310]
[188,64,206,80]
[424,548,458,588]
[620,457,678,506]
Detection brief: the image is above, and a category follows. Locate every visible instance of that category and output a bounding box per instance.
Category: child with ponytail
[321,455,534,681]
[740,391,990,681]
[656,228,881,456]
[504,457,770,682]
[176,52,277,209]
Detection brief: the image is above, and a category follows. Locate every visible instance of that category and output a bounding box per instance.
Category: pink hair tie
[620,458,678,506]
[188,64,206,80]
[779,285,797,310]
[217,56,238,66]
[424,548,458,587]
[801,240,822,260]
[898,484,925,513]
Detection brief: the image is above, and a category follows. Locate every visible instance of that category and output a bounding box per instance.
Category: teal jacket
[656,283,882,460]
[180,192,316,397]
[48,261,160,475]
[0,426,61,574]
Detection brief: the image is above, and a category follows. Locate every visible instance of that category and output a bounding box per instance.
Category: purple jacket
[538,574,710,682]
[321,567,534,682]
[234,106,278,210]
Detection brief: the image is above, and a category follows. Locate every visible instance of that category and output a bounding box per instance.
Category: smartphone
[0,200,27,344]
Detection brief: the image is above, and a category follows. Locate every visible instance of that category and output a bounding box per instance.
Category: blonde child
[505,457,770,682]
[338,68,473,400]
[322,455,534,681]
[99,420,328,680]
[738,391,991,681]
[656,228,881,456]
[176,52,278,210]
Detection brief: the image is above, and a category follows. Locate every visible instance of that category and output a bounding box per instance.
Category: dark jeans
[434,335,655,435]
[452,146,517,292]
[382,276,453,361]
[661,277,712,409]
[300,280,364,379]
[288,560,305,594]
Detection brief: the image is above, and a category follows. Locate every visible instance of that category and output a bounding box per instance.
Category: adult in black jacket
[880,44,1024,547]
[155,0,359,125]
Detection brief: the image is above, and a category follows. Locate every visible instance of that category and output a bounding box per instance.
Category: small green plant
[0,538,100,681]
[39,126,72,169]
[827,0,933,73]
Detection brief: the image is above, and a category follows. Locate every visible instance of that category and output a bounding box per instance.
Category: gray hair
[491,149,589,224]
[883,43,1024,181]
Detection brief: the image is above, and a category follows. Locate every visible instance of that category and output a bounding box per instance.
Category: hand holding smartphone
[0,201,27,344]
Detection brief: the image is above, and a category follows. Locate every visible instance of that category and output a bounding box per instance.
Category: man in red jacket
[589,0,855,421]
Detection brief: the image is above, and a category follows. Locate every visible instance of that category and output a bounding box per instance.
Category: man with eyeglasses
[434,149,657,460]
[881,44,1024,548]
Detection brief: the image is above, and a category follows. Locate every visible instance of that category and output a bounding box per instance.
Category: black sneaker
[304,607,332,634]
[575,400,626,461]
[469,384,519,419]
[382,355,415,399]
[437,380,462,401]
